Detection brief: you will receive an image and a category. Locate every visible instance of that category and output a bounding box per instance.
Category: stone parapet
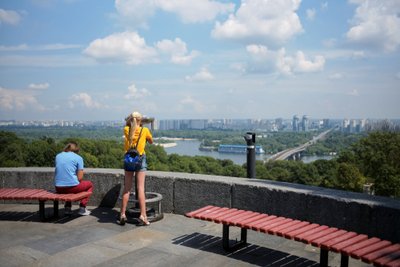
[1,167,399,243]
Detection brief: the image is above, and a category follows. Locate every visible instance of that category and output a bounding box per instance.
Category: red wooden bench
[0,188,92,221]
[186,205,400,267]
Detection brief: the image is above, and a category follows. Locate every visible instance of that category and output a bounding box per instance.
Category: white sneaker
[64,206,72,216]
[78,207,91,216]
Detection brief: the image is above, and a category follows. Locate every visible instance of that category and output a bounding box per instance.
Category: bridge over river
[268,128,334,161]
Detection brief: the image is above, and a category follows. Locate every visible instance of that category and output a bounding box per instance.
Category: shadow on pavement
[173,232,320,267]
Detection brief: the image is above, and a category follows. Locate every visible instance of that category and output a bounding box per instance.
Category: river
[163,139,332,165]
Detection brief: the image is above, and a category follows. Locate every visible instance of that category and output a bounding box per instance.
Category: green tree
[341,132,400,197]
[335,162,366,192]
[0,131,27,167]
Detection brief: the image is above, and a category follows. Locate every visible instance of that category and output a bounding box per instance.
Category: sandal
[138,215,150,226]
[119,214,127,226]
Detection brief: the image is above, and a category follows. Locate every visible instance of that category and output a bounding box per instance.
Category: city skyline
[1,0,400,121]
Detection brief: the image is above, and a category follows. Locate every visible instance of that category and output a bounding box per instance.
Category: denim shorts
[138,154,147,171]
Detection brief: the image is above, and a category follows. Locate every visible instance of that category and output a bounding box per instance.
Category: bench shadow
[0,207,92,224]
[172,232,320,267]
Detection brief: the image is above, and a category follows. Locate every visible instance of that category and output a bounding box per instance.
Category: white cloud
[84,32,198,65]
[124,83,151,99]
[185,67,214,82]
[347,89,359,96]
[347,0,400,52]
[246,44,269,58]
[0,44,29,51]
[212,0,303,46]
[156,38,199,65]
[306,8,316,21]
[352,50,365,59]
[69,93,102,109]
[322,38,337,48]
[0,43,80,51]
[0,9,22,25]
[179,95,206,112]
[156,0,234,23]
[115,0,234,26]
[28,83,49,90]
[246,46,325,75]
[294,51,325,72]
[0,86,44,111]
[329,73,344,80]
[83,31,157,65]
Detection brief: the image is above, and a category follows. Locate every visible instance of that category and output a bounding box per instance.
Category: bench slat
[248,215,278,230]
[235,213,268,227]
[294,225,330,242]
[211,208,241,222]
[284,223,320,239]
[267,219,302,235]
[361,243,400,264]
[320,231,359,250]
[0,188,27,199]
[276,221,310,237]
[298,227,339,244]
[259,217,292,233]
[350,240,391,259]
[263,218,294,234]
[189,206,221,220]
[194,206,223,220]
[330,234,369,253]
[252,216,286,231]
[220,210,250,224]
[208,208,240,223]
[311,229,348,247]
[13,189,46,200]
[227,211,261,225]
[342,237,381,256]
[185,205,216,218]
[371,247,400,266]
[384,256,400,267]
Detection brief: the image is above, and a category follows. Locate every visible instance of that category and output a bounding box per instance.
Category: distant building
[292,115,300,132]
[322,119,330,129]
[301,115,309,132]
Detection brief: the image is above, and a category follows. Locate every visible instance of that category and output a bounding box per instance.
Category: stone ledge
[0,167,399,243]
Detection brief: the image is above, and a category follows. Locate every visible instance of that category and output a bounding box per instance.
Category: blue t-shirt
[54,152,84,187]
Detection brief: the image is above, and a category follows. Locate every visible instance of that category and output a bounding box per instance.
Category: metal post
[244,132,256,178]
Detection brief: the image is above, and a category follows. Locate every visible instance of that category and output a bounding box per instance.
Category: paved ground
[0,204,371,267]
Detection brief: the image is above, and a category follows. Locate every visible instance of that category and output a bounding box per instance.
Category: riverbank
[162,139,333,165]
[155,142,177,148]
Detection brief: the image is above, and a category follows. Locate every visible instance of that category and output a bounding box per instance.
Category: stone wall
[1,167,399,243]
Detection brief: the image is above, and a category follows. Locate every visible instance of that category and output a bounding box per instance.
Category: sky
[0,0,399,121]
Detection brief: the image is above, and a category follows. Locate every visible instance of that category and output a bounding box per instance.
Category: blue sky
[0,0,399,121]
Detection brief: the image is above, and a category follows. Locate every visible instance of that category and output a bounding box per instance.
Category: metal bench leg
[340,254,349,267]
[53,200,59,218]
[39,200,46,221]
[320,248,329,267]
[222,224,247,252]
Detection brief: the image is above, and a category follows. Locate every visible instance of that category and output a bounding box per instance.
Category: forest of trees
[1,129,399,199]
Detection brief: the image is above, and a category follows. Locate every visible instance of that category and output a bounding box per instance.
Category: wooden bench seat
[186,205,400,267]
[0,188,92,221]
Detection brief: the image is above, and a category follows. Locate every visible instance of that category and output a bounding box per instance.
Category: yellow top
[124,126,153,154]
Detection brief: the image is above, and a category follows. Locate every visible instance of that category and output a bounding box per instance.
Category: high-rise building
[292,115,300,132]
[301,115,309,132]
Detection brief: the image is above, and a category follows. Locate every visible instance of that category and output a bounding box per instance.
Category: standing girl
[119,111,153,225]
